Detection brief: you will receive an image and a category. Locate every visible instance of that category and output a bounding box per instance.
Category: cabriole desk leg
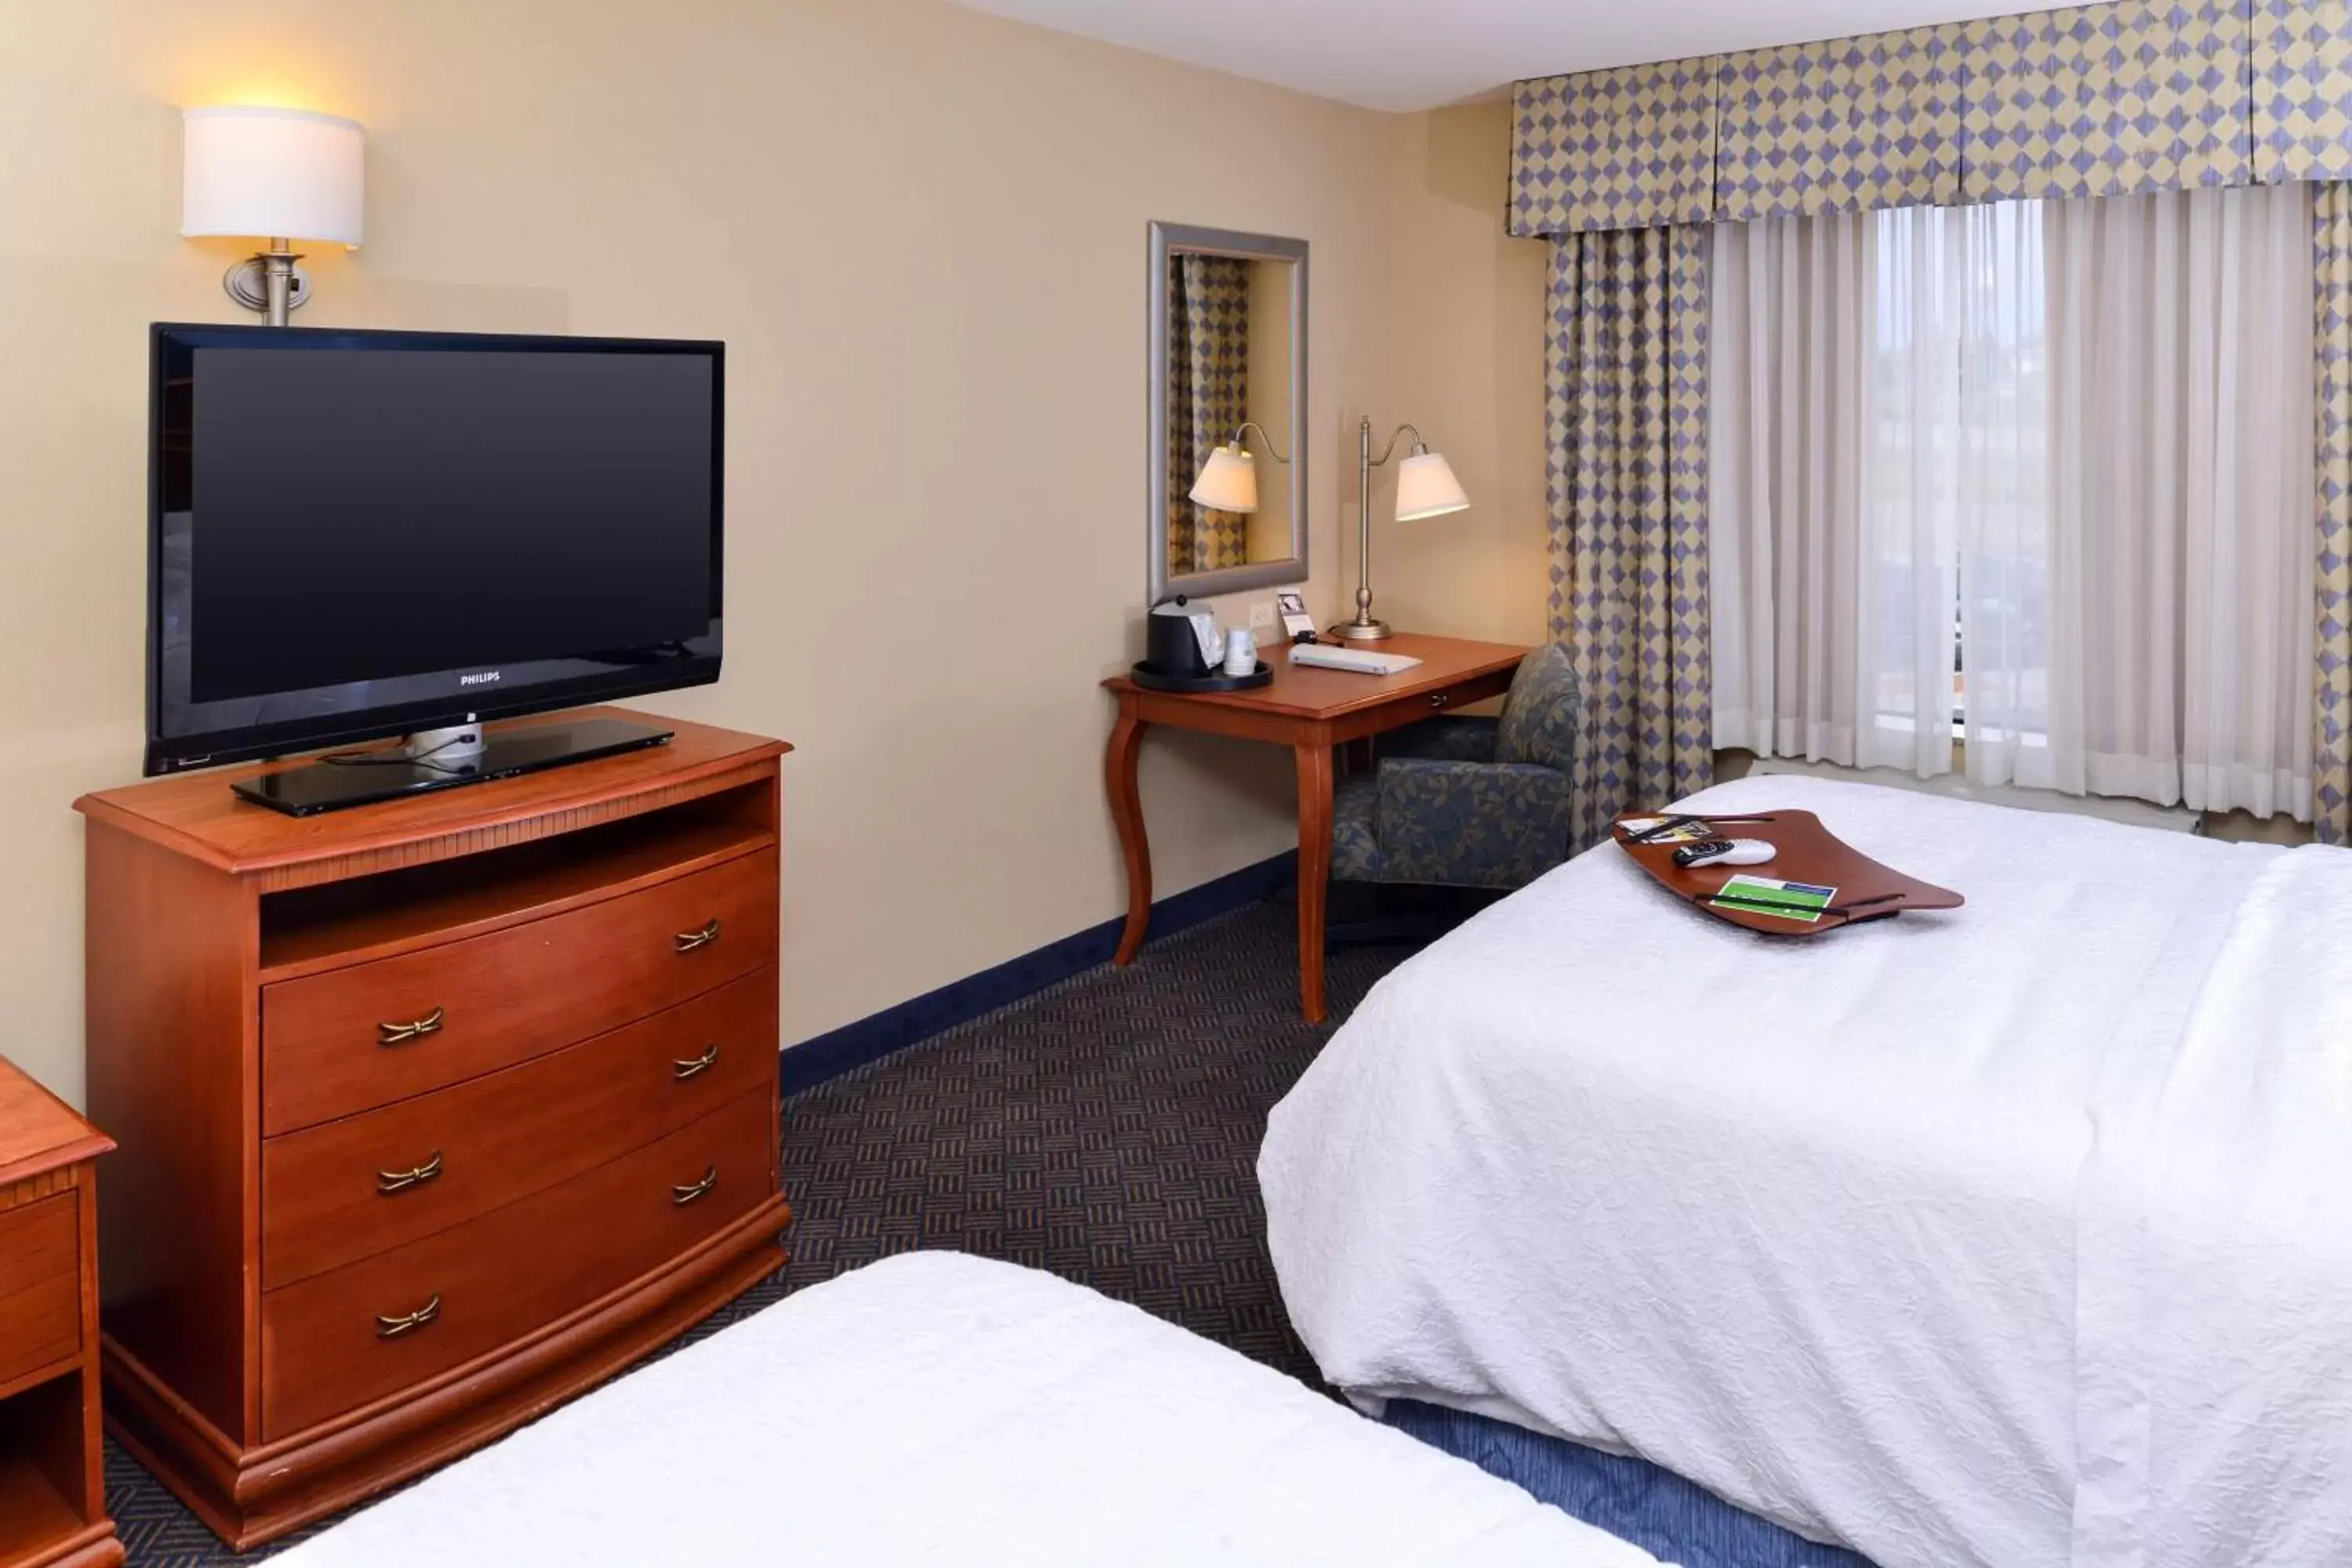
[1106,702,1152,965]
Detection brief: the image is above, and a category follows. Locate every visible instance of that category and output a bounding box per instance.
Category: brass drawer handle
[378,1007,445,1047]
[674,920,721,954]
[1428,693,1450,708]
[671,1164,719,1206]
[375,1293,441,1339]
[673,1042,721,1081]
[376,1150,444,1196]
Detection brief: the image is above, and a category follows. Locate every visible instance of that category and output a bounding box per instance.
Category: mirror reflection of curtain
[1167,256,1251,577]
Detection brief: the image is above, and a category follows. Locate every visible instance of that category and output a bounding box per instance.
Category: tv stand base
[230,714,672,815]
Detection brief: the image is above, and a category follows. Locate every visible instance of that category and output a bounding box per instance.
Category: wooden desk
[1103,633,1530,1022]
[0,1058,120,1568]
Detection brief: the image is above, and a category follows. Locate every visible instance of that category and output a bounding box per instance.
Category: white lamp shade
[1394,449,1470,521]
[183,107,365,245]
[1188,444,1260,514]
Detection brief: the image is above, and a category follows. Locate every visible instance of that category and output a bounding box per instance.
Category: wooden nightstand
[0,1059,118,1568]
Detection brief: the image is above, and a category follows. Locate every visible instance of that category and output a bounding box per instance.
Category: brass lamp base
[1330,618,1393,643]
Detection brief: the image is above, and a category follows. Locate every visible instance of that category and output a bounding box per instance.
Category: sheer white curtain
[1710,183,2318,820]
[1708,207,1974,776]
[1986,185,2316,817]
[1708,212,1870,764]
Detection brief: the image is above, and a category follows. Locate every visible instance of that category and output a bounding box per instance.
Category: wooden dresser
[74,708,790,1548]
[0,1058,119,1568]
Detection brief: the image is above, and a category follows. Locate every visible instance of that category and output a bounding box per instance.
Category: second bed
[1261,775,2352,1568]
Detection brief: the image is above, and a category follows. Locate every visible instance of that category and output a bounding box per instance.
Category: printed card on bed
[1708,875,1836,924]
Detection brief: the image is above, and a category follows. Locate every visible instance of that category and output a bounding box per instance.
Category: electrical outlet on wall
[1248,601,1276,631]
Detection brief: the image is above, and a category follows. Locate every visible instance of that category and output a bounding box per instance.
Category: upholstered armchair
[1330,644,1581,891]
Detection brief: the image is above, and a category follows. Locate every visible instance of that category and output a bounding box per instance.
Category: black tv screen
[147,324,724,774]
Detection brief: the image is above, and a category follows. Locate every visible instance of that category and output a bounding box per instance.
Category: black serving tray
[1128,659,1273,694]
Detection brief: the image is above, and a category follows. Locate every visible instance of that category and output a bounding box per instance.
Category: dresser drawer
[0,1192,82,1386]
[263,849,777,1134]
[261,967,778,1290]
[261,1087,774,1439]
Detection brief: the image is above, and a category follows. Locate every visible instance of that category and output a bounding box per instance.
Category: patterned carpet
[110,899,1410,1565]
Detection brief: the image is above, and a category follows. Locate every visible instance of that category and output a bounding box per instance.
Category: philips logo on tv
[459,671,502,688]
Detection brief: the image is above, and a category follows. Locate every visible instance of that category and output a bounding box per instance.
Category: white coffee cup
[1224,627,1256,677]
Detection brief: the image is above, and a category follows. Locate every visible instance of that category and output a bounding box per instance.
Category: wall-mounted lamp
[1338,418,1469,642]
[1187,420,1292,515]
[182,106,365,325]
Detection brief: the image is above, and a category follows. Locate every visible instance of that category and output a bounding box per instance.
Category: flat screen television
[147,323,724,812]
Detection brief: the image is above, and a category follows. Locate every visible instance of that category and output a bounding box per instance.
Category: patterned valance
[2255,0,2352,180]
[1510,60,1716,238]
[1960,0,2249,202]
[1717,25,1964,220]
[1510,0,2352,238]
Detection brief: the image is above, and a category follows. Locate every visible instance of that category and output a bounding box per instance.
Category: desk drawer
[261,1087,774,1439]
[263,849,777,1134]
[262,968,778,1290]
[0,1192,81,1386]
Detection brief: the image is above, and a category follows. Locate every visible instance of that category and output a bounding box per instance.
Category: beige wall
[0,0,1449,1102]
[1370,101,1552,647]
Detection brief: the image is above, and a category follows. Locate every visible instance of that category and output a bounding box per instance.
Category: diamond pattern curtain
[1715,25,1965,219]
[1546,227,1715,845]
[2314,182,2352,842]
[1510,60,1717,238]
[1165,256,1250,577]
[1955,0,2252,202]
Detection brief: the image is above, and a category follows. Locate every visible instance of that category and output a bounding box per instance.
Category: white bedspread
[2072,841,2352,1566]
[1261,775,2349,1568]
[270,1251,1666,1567]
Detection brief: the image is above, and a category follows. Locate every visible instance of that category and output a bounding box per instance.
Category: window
[1710,185,2317,821]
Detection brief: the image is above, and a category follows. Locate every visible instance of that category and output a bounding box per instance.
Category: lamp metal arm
[1226,420,1294,466]
[1365,421,1428,470]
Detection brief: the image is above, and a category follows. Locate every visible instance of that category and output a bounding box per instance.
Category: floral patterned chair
[1330,644,1580,891]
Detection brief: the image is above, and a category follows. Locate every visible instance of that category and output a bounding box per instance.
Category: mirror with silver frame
[1148,223,1308,604]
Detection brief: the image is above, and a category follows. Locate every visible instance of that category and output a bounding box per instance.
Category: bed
[1259,775,2352,1568]
[267,1251,1668,1567]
